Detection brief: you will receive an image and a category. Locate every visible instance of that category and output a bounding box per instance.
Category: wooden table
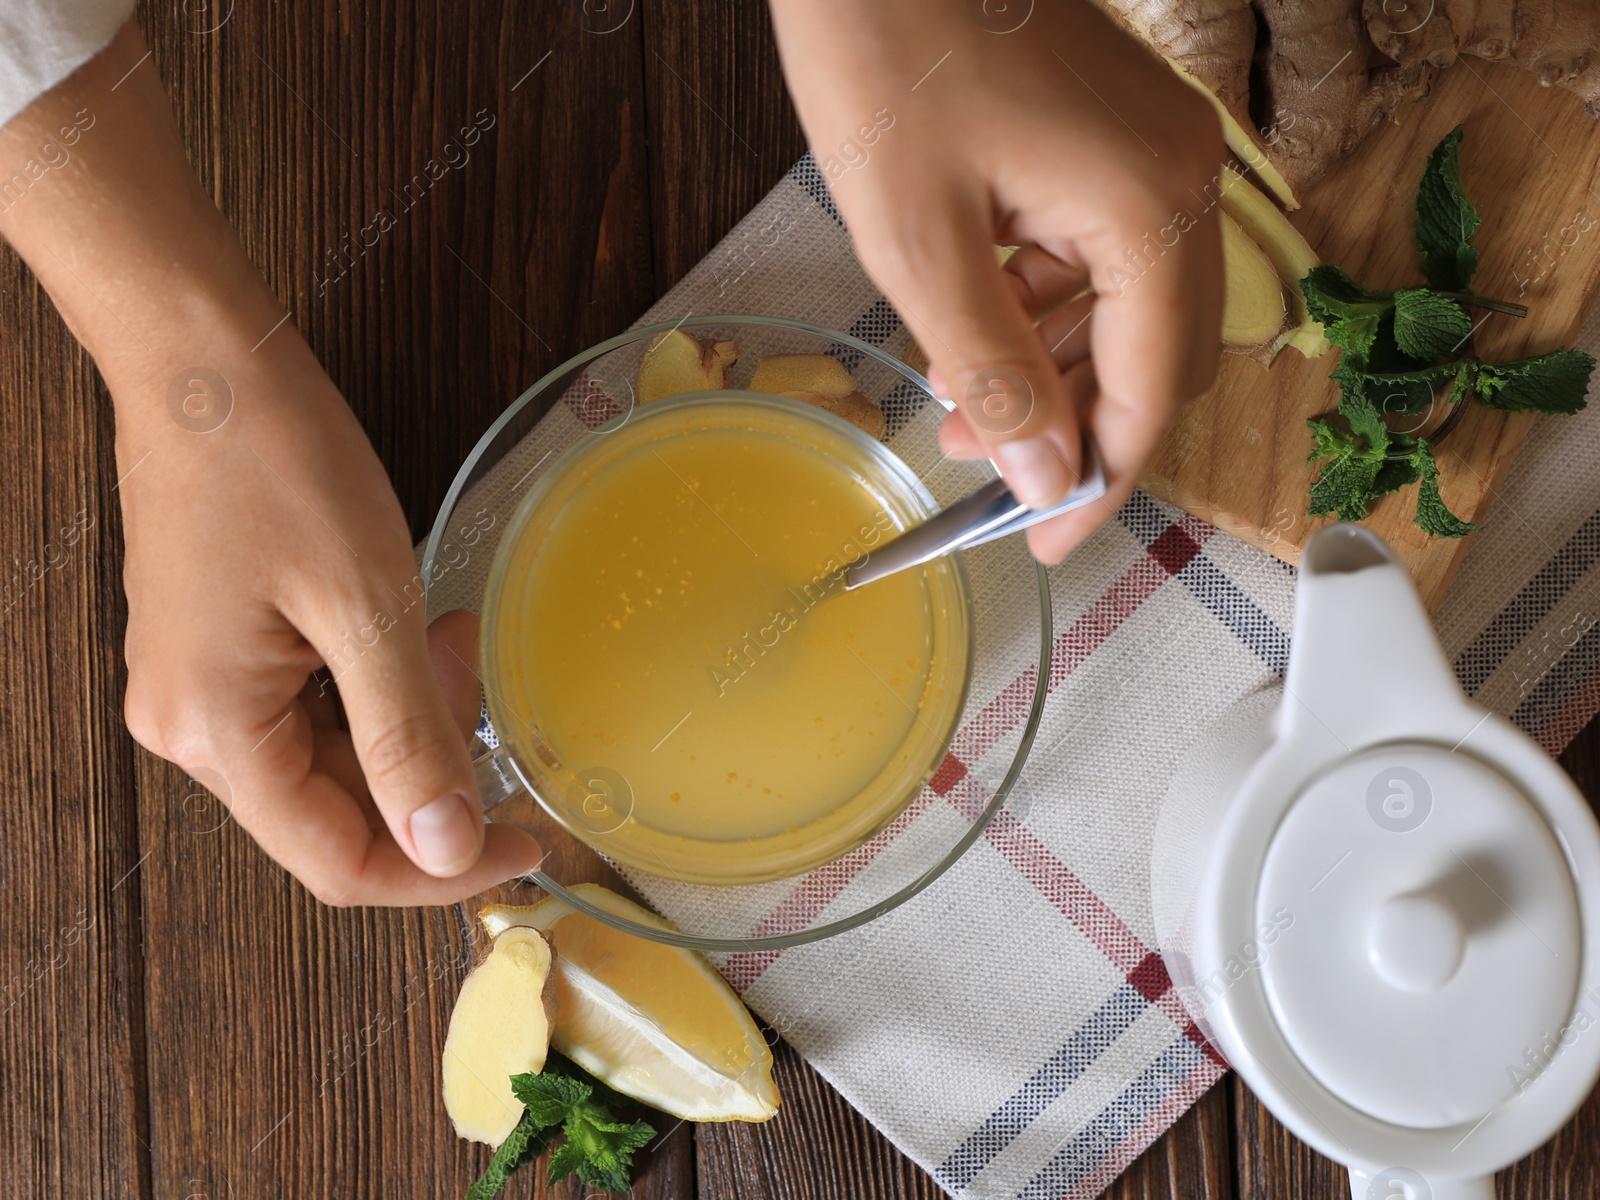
[2,3,1596,1198]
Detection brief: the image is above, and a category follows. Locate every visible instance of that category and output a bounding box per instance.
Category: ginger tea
[483,395,971,884]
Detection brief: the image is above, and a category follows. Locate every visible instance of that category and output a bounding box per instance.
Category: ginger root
[633,339,890,439]
[1105,0,1596,207]
[1250,0,1433,197]
[1106,0,1257,131]
[1363,0,1600,118]
[441,926,557,1146]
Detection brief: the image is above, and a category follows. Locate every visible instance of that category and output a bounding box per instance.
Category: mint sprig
[1472,349,1595,414]
[1413,127,1480,291]
[465,1053,658,1200]
[1298,126,1595,538]
[1306,416,1382,522]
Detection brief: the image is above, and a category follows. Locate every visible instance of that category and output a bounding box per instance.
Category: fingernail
[410,792,481,875]
[996,438,1073,508]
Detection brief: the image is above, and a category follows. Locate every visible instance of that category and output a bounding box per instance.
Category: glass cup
[424,316,1052,950]
[477,392,974,886]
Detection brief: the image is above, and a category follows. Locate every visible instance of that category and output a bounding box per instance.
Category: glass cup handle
[472,740,524,817]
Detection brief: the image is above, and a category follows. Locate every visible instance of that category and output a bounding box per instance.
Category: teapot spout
[1280,526,1479,751]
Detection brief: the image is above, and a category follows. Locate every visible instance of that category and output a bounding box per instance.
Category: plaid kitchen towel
[424,154,1600,1200]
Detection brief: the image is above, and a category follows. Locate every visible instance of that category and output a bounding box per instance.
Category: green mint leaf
[1471,348,1595,414]
[1370,430,1422,498]
[1298,268,1434,372]
[1332,360,1464,417]
[562,1104,657,1194]
[543,1051,638,1112]
[465,1108,560,1200]
[1409,439,1476,537]
[509,1072,590,1128]
[576,1157,635,1195]
[1307,416,1354,462]
[1306,412,1385,522]
[1314,454,1383,522]
[1414,127,1480,290]
[1300,265,1391,325]
[1391,288,1473,360]
[1373,453,1422,498]
[544,1139,588,1185]
[1324,314,1380,360]
[1338,389,1389,450]
[1306,390,1396,522]
[1366,312,1435,374]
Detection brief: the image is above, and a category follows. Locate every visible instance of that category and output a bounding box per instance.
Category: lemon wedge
[480,884,780,1122]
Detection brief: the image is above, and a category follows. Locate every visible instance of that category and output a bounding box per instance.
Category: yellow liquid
[488,401,969,883]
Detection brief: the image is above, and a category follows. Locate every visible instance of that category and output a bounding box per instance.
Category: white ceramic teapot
[1152,525,1600,1200]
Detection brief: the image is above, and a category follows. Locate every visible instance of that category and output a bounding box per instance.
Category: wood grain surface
[1143,60,1600,612]
[0,3,1596,1200]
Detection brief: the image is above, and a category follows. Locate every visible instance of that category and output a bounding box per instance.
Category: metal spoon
[844,446,1107,590]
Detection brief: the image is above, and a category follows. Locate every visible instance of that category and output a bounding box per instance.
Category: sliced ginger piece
[784,390,886,440]
[749,353,855,398]
[1220,212,1291,364]
[1217,166,1328,359]
[749,353,886,437]
[636,330,739,404]
[480,885,779,1123]
[441,926,557,1146]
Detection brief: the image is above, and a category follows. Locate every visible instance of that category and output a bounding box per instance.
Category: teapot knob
[1366,892,1465,993]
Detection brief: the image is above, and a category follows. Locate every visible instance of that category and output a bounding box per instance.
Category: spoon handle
[844,445,1106,590]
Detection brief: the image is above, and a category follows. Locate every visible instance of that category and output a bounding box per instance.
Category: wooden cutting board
[1141,59,1600,612]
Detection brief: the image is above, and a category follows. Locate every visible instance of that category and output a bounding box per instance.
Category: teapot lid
[1256,742,1581,1128]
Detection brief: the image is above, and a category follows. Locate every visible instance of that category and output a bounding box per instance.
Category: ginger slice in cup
[441,926,558,1146]
[636,329,739,404]
[749,353,886,437]
[480,884,780,1123]
[782,389,887,440]
[748,352,856,397]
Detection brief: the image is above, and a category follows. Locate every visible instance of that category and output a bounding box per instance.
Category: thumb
[332,605,485,878]
[859,190,1083,507]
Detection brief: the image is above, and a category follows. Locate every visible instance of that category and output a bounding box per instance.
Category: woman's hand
[113,320,543,906]
[768,0,1225,561]
[0,22,541,904]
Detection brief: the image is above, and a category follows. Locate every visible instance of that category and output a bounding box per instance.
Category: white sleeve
[0,0,136,132]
